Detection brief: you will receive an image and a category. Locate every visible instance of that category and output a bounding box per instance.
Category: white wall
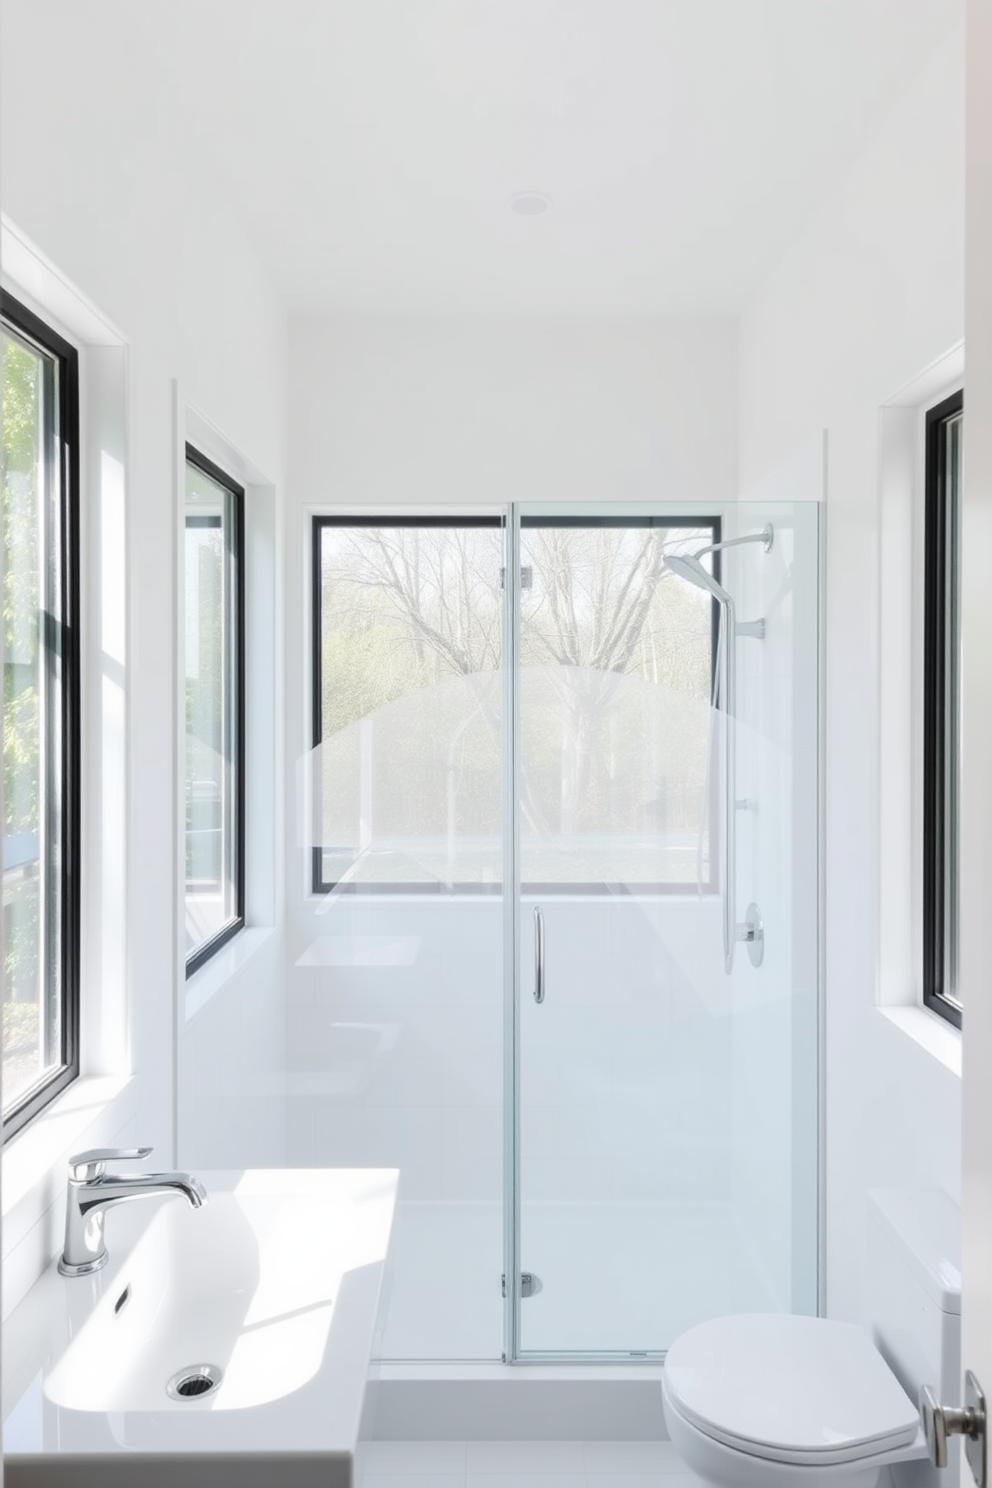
[738,22,966,1325]
[289,315,738,509]
[284,313,779,1358]
[0,0,287,1309]
[287,314,740,936]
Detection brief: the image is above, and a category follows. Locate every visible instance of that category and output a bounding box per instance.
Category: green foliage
[3,995,37,1052]
[2,330,42,839]
[3,329,46,1030]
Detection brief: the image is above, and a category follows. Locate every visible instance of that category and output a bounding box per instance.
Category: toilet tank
[867,1188,961,1488]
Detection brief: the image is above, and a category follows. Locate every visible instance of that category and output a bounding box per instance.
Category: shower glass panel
[285,501,818,1364]
[509,502,819,1359]
[303,515,506,1360]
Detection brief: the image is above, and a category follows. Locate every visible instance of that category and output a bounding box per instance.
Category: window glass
[314,518,503,890]
[184,448,244,973]
[518,517,716,888]
[923,391,963,1027]
[312,516,716,893]
[2,295,79,1132]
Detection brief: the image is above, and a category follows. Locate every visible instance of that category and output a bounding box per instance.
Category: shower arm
[693,524,775,564]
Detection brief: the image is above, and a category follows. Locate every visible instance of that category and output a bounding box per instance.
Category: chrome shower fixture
[663,525,773,639]
[663,551,732,604]
[689,522,774,562]
[663,522,774,976]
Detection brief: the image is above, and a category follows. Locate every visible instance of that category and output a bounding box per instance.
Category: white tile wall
[178,931,286,1170]
[287,897,737,1210]
[284,883,808,1354]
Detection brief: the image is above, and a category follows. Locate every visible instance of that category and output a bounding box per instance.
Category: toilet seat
[663,1314,921,1468]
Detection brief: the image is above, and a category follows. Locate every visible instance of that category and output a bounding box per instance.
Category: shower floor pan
[376,1199,781,1363]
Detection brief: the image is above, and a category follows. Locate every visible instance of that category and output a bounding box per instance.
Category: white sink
[3,1167,398,1486]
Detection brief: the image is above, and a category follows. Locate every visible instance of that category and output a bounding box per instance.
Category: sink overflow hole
[114,1284,131,1315]
[167,1365,222,1401]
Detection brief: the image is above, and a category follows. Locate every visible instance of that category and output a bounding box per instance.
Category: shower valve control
[921,1373,986,1486]
[734,903,765,968]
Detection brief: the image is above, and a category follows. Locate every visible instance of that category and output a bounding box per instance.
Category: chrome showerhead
[665,522,774,603]
[663,552,733,605]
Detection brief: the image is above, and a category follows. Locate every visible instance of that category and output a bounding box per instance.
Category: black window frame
[923,388,963,1029]
[2,290,81,1140]
[311,511,720,897]
[184,443,246,978]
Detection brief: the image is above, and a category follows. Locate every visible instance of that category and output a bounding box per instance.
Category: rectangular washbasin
[3,1167,398,1486]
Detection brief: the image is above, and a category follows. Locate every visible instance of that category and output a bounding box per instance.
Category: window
[312,516,503,893]
[923,389,964,1028]
[2,291,80,1137]
[312,514,718,894]
[184,445,244,975]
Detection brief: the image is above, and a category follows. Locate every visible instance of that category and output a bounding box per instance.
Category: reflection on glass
[184,456,241,966]
[316,520,503,888]
[519,520,715,886]
[315,517,716,892]
[2,324,66,1112]
[517,505,820,1356]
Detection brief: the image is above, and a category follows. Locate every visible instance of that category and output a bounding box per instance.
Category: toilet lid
[664,1315,921,1466]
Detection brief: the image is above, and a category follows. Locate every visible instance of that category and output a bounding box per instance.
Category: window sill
[2,1073,136,1220]
[184,925,275,1023]
[877,1004,962,1078]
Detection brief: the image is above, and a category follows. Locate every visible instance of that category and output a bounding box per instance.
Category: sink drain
[167,1364,222,1401]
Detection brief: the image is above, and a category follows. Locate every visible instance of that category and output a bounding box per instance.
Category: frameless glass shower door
[505,502,819,1359]
[301,515,508,1360]
[276,499,818,1364]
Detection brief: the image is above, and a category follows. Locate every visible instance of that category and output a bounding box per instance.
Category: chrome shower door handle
[533,906,545,1003]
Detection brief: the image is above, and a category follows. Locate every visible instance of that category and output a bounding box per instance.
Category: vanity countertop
[2,1166,399,1487]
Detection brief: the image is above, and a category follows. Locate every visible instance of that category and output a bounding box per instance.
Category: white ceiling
[140,0,960,313]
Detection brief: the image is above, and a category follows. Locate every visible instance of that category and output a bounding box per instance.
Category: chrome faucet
[59,1148,207,1277]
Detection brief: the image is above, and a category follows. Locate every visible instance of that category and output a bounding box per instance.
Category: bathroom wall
[285,313,754,1356]
[2,0,965,1346]
[738,20,966,1324]
[0,0,288,1310]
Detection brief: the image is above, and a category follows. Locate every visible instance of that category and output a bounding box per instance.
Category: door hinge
[501,1272,542,1298]
[499,566,533,591]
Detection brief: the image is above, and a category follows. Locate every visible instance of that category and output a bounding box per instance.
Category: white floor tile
[466,1441,586,1472]
[361,1439,701,1488]
[365,1475,465,1488]
[366,1441,469,1472]
[467,1475,587,1488]
[587,1476,705,1488]
[583,1442,685,1473]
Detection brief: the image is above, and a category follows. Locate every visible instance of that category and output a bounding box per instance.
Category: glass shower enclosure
[293,498,819,1362]
[506,503,819,1359]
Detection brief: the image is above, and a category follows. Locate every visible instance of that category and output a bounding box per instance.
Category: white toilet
[662,1189,961,1488]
